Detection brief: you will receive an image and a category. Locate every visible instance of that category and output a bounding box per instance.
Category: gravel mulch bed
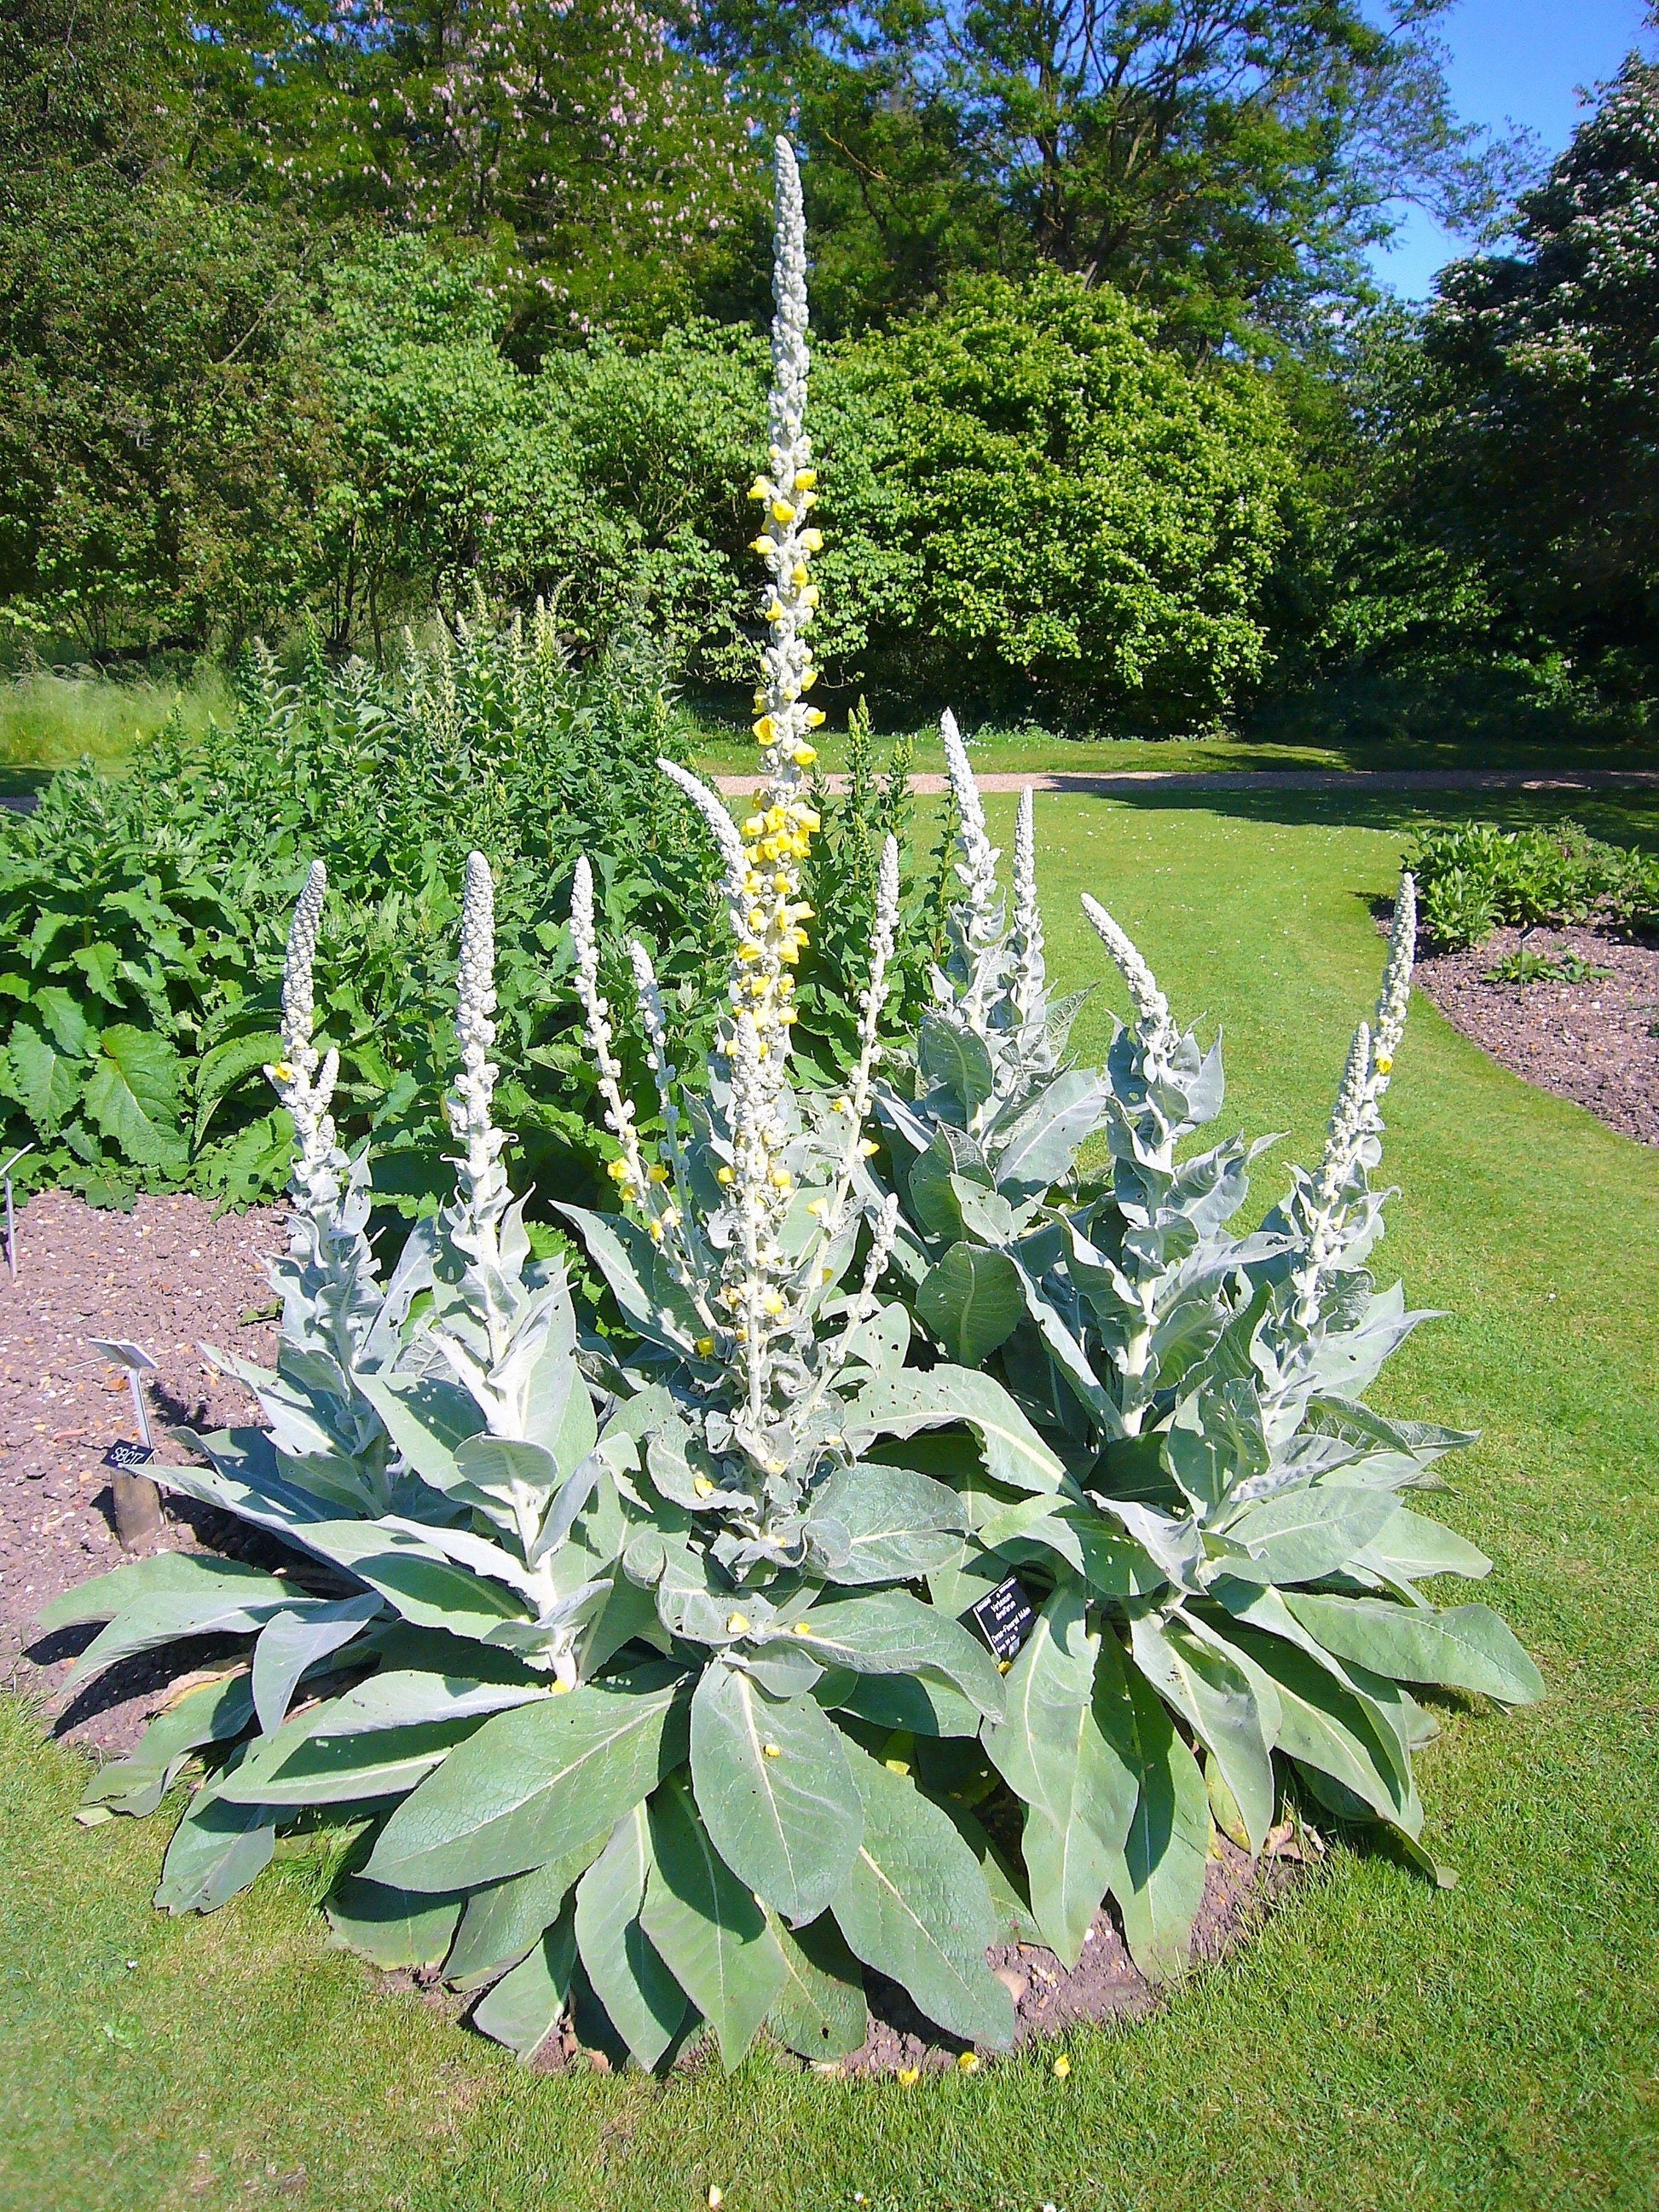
[1414,924,1659,1147]
[0,1191,285,1753]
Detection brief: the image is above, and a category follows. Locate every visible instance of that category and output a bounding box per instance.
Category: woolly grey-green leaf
[574,1805,689,2071]
[690,1661,863,1926]
[640,1776,789,2072]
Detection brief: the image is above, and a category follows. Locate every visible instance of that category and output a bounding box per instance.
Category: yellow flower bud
[766,601,785,624]
[770,1167,793,1189]
[897,2065,920,2087]
[1053,2054,1072,2079]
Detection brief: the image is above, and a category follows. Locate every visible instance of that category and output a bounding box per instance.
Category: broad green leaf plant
[40,137,1538,2077]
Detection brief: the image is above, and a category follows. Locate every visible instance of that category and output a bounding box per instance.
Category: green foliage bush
[1407,819,1659,952]
[0,607,942,1210]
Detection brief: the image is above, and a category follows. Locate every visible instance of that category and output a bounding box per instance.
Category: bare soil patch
[1414,925,1659,1147]
[0,1190,286,1752]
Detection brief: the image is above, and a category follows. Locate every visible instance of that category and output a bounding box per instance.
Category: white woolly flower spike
[445,851,509,1237]
[266,860,341,1211]
[939,710,1000,920]
[1080,893,1176,1059]
[569,856,647,1203]
[1009,788,1046,1034]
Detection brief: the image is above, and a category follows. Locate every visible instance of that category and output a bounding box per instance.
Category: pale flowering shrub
[870,736,1541,1969]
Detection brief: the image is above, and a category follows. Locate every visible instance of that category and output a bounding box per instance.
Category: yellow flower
[693,1475,715,1496]
[792,562,810,587]
[897,2065,920,2087]
[806,707,826,727]
[801,528,824,552]
[1376,1053,1394,1073]
[748,479,769,501]
[858,1138,879,1157]
[795,469,818,490]
[792,745,818,767]
[957,2051,980,2074]
[770,1167,793,1189]
[766,600,785,623]
[725,1612,750,1636]
[792,1620,814,1637]
[647,1164,668,1184]
[647,1219,663,1244]
[606,1158,633,1183]
[694,1338,714,1358]
[271,1060,293,1083]
[716,1164,734,1185]
[801,667,818,690]
[743,814,766,836]
[753,715,775,742]
[801,585,820,608]
[1053,2054,1071,2078]
[749,535,773,555]
[771,499,795,524]
[760,1291,784,1316]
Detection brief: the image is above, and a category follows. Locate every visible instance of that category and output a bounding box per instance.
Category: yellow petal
[957,2051,980,2073]
[725,1612,750,1636]
[761,1741,782,1759]
[1053,2054,1071,2078]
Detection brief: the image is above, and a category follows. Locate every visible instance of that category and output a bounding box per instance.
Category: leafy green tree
[697,0,1529,344]
[195,0,763,343]
[1422,43,1659,673]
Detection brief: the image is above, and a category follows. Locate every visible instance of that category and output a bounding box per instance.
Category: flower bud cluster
[265,860,344,1227]
[444,852,511,1244]
[1289,873,1417,1320]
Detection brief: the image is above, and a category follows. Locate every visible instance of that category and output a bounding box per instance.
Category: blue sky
[1369,0,1658,297]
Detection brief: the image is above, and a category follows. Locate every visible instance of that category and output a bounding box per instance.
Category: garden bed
[2,1188,1300,2074]
[0,1191,281,1753]
[1413,924,1659,1146]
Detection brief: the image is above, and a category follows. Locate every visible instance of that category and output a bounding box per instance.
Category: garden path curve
[714,766,1659,798]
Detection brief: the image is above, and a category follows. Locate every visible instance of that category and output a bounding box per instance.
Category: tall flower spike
[569,856,648,1204]
[939,710,1000,923]
[1009,788,1046,1037]
[266,861,341,1218]
[446,851,509,1238]
[1080,893,1176,1061]
[1373,871,1416,1072]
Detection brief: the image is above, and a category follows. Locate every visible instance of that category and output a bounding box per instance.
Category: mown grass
[0,667,231,796]
[3,787,1657,2212]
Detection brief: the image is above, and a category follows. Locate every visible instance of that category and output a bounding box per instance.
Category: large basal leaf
[292,1520,532,1645]
[251,1593,382,1735]
[5,1019,84,1135]
[59,1587,303,1698]
[640,1774,789,2071]
[1129,1612,1278,1855]
[366,1666,688,1893]
[216,1716,482,1807]
[1284,1594,1543,1705]
[916,1245,1024,1366]
[1223,1486,1402,1586]
[766,1914,868,2062]
[690,1660,863,1926]
[1355,1506,1491,1586]
[986,1582,1135,1967]
[471,1909,579,2063]
[154,1784,275,1915]
[37,1552,289,1634]
[830,1748,1014,2049]
[84,1023,186,1168]
[804,1462,967,1587]
[325,1877,463,1971]
[81,1669,255,1820]
[1106,1652,1211,1984]
[446,1828,613,1992]
[779,1590,1005,1723]
[1220,1620,1418,1831]
[845,1366,1066,1495]
[574,1804,689,2071]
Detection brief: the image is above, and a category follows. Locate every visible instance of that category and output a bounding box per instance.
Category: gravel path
[715,766,1659,796]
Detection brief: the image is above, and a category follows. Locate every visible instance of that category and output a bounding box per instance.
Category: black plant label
[967,1574,1036,1663]
[101,1440,156,1472]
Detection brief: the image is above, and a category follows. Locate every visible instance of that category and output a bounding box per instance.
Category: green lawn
[4,785,1657,2212]
[0,666,230,798]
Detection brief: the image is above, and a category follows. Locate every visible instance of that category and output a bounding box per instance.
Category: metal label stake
[1,1145,32,1282]
[87,1337,165,1547]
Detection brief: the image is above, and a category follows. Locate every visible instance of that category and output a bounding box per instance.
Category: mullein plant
[869,735,1541,1976]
